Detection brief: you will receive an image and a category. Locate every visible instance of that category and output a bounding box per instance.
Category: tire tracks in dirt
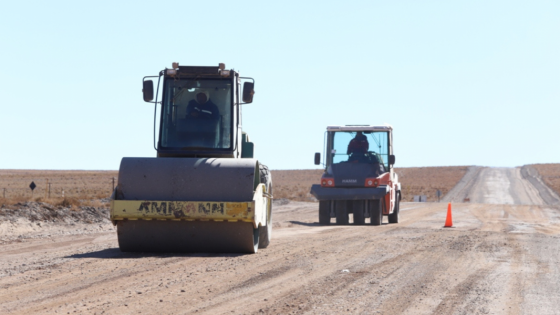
[2,202,560,314]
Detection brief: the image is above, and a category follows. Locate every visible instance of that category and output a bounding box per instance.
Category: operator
[186,91,219,120]
[347,132,386,175]
[347,132,369,163]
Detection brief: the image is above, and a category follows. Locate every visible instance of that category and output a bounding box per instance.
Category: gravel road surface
[443,167,560,205]
[2,199,560,314]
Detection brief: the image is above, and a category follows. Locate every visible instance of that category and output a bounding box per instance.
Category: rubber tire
[319,200,331,225]
[336,200,349,225]
[370,199,383,226]
[388,193,400,224]
[258,164,272,248]
[353,200,366,225]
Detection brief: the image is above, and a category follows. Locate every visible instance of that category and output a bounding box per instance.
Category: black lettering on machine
[212,203,224,214]
[151,202,167,214]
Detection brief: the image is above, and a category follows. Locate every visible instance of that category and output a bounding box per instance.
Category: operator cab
[161,79,231,150]
[315,125,396,188]
[142,63,255,158]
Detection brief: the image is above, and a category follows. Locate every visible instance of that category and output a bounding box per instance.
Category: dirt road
[2,198,560,314]
[443,167,560,205]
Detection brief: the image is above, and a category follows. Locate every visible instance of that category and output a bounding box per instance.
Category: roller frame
[111,183,269,229]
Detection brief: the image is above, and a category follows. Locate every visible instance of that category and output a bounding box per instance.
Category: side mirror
[314,152,321,165]
[143,80,154,102]
[242,82,255,103]
[389,155,396,165]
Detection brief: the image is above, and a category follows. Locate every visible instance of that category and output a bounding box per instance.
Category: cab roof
[326,125,393,132]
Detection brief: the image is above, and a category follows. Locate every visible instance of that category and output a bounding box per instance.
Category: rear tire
[258,164,272,249]
[319,200,331,225]
[335,200,349,225]
[353,200,366,225]
[370,199,383,226]
[388,193,400,224]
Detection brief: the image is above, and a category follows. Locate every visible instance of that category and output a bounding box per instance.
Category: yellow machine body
[110,183,269,229]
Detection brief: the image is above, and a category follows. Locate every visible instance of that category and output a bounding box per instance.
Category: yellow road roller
[110,63,272,253]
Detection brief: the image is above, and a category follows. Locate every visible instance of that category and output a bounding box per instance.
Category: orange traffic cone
[444,203,453,227]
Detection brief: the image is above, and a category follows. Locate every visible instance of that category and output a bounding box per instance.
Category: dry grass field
[0,167,470,206]
[0,170,117,207]
[530,163,560,196]
[395,166,469,202]
[272,166,469,202]
[271,169,324,201]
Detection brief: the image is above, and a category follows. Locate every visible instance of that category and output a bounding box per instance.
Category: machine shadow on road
[288,220,388,227]
[65,248,245,259]
[288,221,321,227]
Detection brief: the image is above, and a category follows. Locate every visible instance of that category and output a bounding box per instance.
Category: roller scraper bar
[111,200,256,222]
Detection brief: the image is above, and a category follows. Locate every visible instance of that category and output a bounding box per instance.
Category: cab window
[160,79,232,149]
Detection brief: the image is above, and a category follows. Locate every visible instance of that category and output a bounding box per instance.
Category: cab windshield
[160,79,232,149]
[330,131,389,169]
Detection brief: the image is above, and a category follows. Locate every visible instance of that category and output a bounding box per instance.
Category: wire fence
[0,170,118,203]
[1,183,114,200]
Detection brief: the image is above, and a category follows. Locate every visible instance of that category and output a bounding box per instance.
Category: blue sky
[1,0,558,170]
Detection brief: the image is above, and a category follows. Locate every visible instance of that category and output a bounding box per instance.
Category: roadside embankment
[522,165,560,205]
[0,202,112,244]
